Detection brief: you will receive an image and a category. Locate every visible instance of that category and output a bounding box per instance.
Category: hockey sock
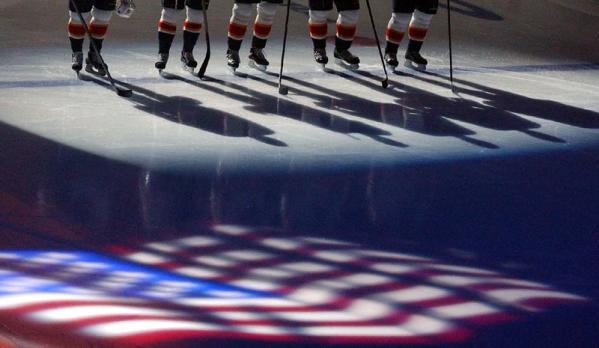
[385,42,399,54]
[408,10,433,45]
[386,12,411,52]
[309,10,328,49]
[89,7,112,52]
[70,38,84,53]
[335,37,352,51]
[90,37,104,52]
[183,6,203,52]
[183,30,200,52]
[252,1,276,49]
[407,39,424,53]
[158,31,175,54]
[67,10,89,53]
[336,10,358,49]
[228,3,251,51]
[158,8,180,53]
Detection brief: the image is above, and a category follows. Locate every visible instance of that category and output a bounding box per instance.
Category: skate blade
[182,64,196,74]
[335,58,359,71]
[385,62,398,72]
[404,60,426,72]
[84,64,106,77]
[248,60,267,72]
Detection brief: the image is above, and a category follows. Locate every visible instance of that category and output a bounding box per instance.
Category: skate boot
[334,48,360,70]
[181,51,197,72]
[155,53,169,71]
[72,52,83,73]
[227,49,240,72]
[248,48,269,71]
[85,51,106,76]
[384,52,399,70]
[313,48,328,69]
[404,51,428,71]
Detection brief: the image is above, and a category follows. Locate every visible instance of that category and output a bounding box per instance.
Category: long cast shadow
[79,73,286,147]
[413,70,599,129]
[253,71,498,149]
[159,72,408,148]
[336,68,566,144]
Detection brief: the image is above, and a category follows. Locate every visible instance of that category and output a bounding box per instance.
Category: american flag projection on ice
[0,225,587,346]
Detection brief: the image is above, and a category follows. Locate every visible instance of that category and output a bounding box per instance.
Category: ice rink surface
[1,1,599,347]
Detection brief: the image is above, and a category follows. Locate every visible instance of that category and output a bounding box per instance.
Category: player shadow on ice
[440,0,504,21]
[252,71,499,149]
[159,72,407,148]
[411,70,599,130]
[327,69,565,144]
[78,73,286,147]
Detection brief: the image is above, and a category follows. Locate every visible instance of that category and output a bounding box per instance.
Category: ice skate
[334,48,360,70]
[155,53,169,72]
[313,48,328,69]
[72,52,83,73]
[384,52,399,71]
[248,48,269,72]
[85,51,106,76]
[181,51,197,73]
[227,49,240,72]
[404,51,428,71]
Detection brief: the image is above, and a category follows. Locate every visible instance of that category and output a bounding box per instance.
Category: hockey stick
[365,0,389,89]
[278,0,292,95]
[447,0,455,92]
[69,0,132,97]
[197,0,210,79]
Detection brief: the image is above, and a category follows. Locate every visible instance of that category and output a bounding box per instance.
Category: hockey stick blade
[278,86,289,95]
[382,79,389,89]
[197,0,210,79]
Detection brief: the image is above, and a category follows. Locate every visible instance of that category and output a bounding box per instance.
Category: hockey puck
[278,86,289,95]
[117,88,133,98]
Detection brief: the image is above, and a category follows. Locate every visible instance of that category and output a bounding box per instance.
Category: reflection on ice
[0,225,586,345]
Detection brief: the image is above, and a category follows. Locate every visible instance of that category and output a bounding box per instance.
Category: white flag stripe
[358,250,434,262]
[82,319,221,337]
[424,264,499,276]
[484,289,586,310]
[30,305,184,322]
[430,302,500,319]
[126,252,170,265]
[175,236,221,248]
[0,293,137,309]
[374,286,450,303]
[175,297,300,308]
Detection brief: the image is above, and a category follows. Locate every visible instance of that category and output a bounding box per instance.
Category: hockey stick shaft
[278,0,292,94]
[69,0,131,97]
[198,0,210,78]
[447,0,454,89]
[365,0,389,88]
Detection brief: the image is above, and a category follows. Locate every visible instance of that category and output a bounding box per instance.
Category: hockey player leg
[308,9,329,69]
[385,12,411,71]
[156,7,182,72]
[248,1,279,71]
[334,9,360,70]
[85,6,113,76]
[181,5,204,73]
[67,2,92,74]
[227,2,252,72]
[404,7,435,71]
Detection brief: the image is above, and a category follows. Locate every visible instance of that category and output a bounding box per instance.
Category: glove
[116,0,136,18]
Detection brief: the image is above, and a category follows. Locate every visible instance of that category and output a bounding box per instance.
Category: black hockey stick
[197,0,210,79]
[447,0,455,92]
[69,0,132,97]
[278,0,292,95]
[365,0,389,89]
